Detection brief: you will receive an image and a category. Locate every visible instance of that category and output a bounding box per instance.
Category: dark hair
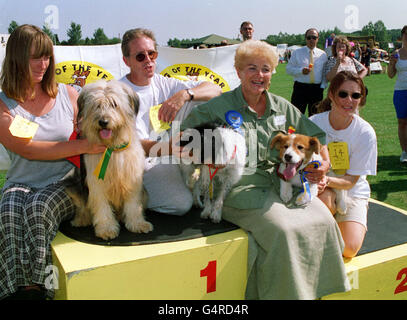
[316,71,367,113]
[305,28,319,38]
[240,21,253,29]
[401,25,407,36]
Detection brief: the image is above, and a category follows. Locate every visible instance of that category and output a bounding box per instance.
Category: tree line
[265,20,402,50]
[7,19,403,49]
[168,20,403,50]
[7,21,120,45]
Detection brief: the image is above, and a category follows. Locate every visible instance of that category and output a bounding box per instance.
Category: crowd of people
[0,22,405,301]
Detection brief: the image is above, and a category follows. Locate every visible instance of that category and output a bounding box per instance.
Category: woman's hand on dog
[317,175,329,194]
[80,139,106,154]
[305,159,330,184]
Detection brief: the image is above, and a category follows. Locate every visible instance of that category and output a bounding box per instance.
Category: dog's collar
[207,145,237,174]
[94,141,130,180]
[111,142,130,151]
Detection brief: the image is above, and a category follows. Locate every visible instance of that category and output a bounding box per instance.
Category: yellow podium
[323,200,407,300]
[51,209,248,300]
[51,200,407,300]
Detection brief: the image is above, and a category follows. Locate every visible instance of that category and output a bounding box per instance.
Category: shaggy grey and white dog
[179,124,246,223]
[64,80,152,240]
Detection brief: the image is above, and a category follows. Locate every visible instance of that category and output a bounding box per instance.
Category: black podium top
[59,201,407,256]
[359,201,407,255]
[59,207,239,246]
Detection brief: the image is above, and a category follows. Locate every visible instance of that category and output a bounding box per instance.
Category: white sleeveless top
[0,83,75,190]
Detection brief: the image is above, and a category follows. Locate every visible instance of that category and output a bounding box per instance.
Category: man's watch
[186,89,194,101]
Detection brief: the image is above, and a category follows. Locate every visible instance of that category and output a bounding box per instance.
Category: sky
[0,0,406,46]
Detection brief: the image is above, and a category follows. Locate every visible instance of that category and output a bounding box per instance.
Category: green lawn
[1,64,406,210]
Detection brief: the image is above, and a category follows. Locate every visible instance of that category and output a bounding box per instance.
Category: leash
[94,141,130,180]
[207,145,237,199]
[296,160,321,203]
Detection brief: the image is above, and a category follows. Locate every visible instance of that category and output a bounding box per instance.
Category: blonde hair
[234,40,278,72]
[0,24,57,102]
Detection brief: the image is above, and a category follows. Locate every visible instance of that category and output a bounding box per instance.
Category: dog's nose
[284,154,292,162]
[99,119,109,128]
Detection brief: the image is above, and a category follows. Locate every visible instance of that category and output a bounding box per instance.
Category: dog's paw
[126,218,153,234]
[193,194,204,208]
[295,192,311,206]
[201,206,211,219]
[336,201,348,215]
[95,222,120,240]
[210,209,222,223]
[70,210,92,227]
[280,191,292,203]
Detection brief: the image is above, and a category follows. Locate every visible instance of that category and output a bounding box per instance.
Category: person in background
[286,28,327,116]
[326,33,335,48]
[387,25,407,163]
[323,35,367,83]
[325,33,335,58]
[353,42,362,62]
[240,21,254,41]
[310,71,377,258]
[0,25,105,300]
[361,44,372,76]
[120,28,221,215]
[180,40,350,300]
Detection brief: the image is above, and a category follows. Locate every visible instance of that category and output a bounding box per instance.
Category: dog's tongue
[283,163,298,180]
[100,129,112,140]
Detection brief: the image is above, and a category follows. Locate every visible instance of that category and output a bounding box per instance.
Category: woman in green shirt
[180,40,350,299]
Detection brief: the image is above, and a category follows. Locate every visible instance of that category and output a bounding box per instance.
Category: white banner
[156,44,240,92]
[1,43,240,91]
[0,43,241,171]
[53,43,129,90]
[52,43,240,92]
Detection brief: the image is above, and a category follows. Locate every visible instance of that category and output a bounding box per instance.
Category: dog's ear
[270,133,284,150]
[128,90,140,116]
[123,83,140,116]
[309,137,321,154]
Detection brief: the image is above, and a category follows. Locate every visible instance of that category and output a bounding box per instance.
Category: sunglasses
[306,36,318,40]
[337,91,362,99]
[134,50,158,62]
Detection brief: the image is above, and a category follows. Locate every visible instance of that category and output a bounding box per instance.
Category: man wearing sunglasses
[286,28,327,117]
[120,28,221,216]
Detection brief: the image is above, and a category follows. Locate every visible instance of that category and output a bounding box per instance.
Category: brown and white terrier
[270,133,322,206]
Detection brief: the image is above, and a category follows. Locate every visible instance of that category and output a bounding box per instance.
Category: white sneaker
[401,151,407,163]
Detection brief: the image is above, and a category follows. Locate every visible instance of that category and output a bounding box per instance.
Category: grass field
[1,64,406,210]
